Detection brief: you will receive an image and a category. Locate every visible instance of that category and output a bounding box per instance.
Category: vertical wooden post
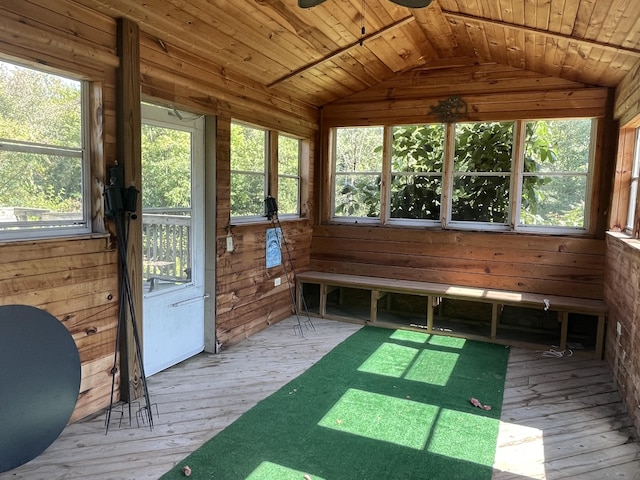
[559,311,569,352]
[370,290,379,323]
[491,303,500,340]
[426,295,434,333]
[117,17,143,402]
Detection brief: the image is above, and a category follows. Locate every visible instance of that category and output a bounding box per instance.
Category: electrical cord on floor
[538,346,574,358]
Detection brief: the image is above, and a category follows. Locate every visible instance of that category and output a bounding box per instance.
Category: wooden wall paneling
[213,112,316,349]
[322,88,609,126]
[308,259,603,300]
[310,225,606,299]
[0,237,119,422]
[0,1,120,425]
[604,233,640,435]
[10,0,117,50]
[308,247,603,286]
[0,4,118,71]
[331,64,589,101]
[313,224,606,254]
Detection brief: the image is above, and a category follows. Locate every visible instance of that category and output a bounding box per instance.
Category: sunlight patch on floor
[493,421,546,479]
[318,388,437,450]
[246,461,326,480]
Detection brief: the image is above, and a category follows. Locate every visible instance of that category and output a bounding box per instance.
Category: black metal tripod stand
[103,169,155,433]
[265,196,314,336]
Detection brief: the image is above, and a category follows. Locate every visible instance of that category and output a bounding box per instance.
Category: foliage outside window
[626,128,640,234]
[520,119,593,229]
[230,122,303,220]
[390,124,444,221]
[333,126,383,219]
[142,122,191,211]
[0,60,89,239]
[451,122,513,225]
[141,104,195,284]
[230,122,268,218]
[330,118,595,233]
[277,134,301,216]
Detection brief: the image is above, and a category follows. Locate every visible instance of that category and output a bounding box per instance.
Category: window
[450,122,513,226]
[390,124,444,222]
[333,126,383,219]
[277,134,301,216]
[626,127,640,234]
[519,119,593,229]
[230,122,268,218]
[329,118,595,234]
[0,60,89,239]
[230,122,303,220]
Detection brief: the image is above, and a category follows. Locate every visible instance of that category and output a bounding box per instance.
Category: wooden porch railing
[142,209,191,286]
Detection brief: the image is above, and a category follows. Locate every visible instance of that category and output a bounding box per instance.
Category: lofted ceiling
[74,0,640,108]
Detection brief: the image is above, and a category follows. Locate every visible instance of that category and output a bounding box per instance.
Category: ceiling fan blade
[389,0,433,7]
[298,0,327,7]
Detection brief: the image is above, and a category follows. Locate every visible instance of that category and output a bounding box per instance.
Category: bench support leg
[319,284,327,318]
[370,290,379,323]
[491,304,500,340]
[595,314,605,359]
[427,295,434,333]
[559,311,569,351]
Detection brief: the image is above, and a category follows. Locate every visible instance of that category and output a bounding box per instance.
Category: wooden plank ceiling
[72,0,640,108]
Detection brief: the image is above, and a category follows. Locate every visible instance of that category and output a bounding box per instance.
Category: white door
[141,103,206,377]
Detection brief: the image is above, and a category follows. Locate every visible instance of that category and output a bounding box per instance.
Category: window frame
[330,125,384,223]
[445,121,516,231]
[230,120,304,223]
[0,59,92,241]
[514,118,596,234]
[230,120,269,222]
[386,123,445,227]
[626,127,640,235]
[328,117,597,235]
[275,132,302,219]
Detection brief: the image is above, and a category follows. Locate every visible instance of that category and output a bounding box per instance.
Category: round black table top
[0,305,81,473]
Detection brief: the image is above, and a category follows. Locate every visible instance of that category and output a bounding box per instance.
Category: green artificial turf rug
[161,327,509,480]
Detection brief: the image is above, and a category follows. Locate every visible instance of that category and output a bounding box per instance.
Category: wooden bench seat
[296,271,608,359]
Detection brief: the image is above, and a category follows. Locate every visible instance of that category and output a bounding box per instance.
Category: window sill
[229,216,306,228]
[607,231,640,252]
[0,232,111,247]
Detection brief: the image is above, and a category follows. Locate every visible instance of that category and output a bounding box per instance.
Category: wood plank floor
[2,317,639,480]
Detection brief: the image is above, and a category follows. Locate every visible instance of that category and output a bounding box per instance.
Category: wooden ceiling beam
[267,15,415,88]
[443,10,640,60]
